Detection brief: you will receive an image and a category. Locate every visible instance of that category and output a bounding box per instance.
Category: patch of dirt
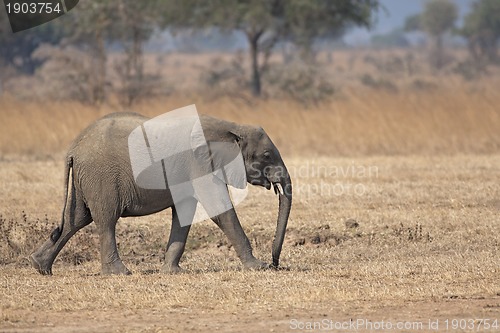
[2,297,499,332]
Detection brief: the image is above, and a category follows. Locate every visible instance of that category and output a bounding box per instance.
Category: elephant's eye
[263,151,271,159]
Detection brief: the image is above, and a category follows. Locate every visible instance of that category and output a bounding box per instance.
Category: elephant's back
[70,112,147,153]
[68,112,149,181]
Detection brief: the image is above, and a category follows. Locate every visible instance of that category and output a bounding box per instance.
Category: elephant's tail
[50,156,73,243]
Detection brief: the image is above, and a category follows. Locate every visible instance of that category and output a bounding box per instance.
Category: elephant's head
[199,116,292,267]
[235,125,292,268]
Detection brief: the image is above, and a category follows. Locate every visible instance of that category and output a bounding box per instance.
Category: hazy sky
[344,0,474,45]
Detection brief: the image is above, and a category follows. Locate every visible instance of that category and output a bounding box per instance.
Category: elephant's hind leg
[93,211,131,275]
[162,198,196,274]
[30,192,93,275]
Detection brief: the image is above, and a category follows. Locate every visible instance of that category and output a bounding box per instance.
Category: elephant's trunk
[271,172,292,268]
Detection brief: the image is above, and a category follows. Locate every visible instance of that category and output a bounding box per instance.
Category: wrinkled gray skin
[30,113,292,275]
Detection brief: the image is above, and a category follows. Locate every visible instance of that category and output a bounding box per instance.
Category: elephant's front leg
[194,176,268,270]
[212,209,269,270]
[162,198,195,274]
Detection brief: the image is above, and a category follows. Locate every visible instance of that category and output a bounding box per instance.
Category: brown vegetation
[1,155,499,332]
[1,48,500,332]
[1,85,500,158]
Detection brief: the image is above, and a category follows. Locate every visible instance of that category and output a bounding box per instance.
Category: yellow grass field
[1,90,500,332]
[1,87,500,157]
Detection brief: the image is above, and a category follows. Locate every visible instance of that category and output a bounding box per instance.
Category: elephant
[30,109,292,275]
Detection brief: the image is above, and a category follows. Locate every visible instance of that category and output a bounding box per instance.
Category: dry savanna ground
[0,90,500,332]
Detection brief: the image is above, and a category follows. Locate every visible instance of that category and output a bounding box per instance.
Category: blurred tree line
[0,0,379,103]
[403,0,500,72]
[1,0,500,103]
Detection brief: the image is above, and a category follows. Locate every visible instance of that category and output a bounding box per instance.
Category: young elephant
[30,111,292,275]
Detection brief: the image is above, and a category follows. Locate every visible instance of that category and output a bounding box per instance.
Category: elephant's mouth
[250,178,272,189]
[250,178,283,195]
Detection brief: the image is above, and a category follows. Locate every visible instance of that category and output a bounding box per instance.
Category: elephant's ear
[190,121,246,189]
[210,142,247,190]
[229,129,243,144]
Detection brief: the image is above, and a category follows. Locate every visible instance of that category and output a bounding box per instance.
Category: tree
[56,0,119,103]
[60,0,161,104]
[161,0,380,97]
[283,1,379,61]
[461,0,500,63]
[404,14,421,32]
[0,9,64,74]
[0,6,66,97]
[114,0,162,105]
[405,0,457,69]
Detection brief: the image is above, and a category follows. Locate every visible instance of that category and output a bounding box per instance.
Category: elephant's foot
[161,264,184,274]
[101,260,131,275]
[30,253,53,275]
[243,258,271,271]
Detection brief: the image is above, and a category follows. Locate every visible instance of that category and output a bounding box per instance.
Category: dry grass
[1,155,499,332]
[1,51,500,330]
[1,86,500,158]
[2,48,500,158]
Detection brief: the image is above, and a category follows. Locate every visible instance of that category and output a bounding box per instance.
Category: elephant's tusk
[273,183,284,196]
